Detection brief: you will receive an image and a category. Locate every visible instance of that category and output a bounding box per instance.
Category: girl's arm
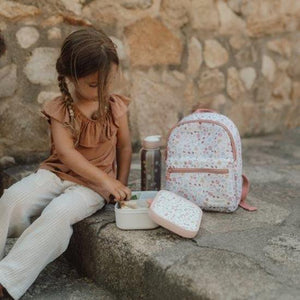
[116,113,132,185]
[50,118,131,201]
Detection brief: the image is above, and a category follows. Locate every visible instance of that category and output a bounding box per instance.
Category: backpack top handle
[194,108,217,113]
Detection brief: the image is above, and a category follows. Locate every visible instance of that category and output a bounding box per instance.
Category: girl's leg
[0,184,105,300]
[0,169,69,260]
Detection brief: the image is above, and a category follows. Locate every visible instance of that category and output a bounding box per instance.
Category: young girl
[0,28,132,299]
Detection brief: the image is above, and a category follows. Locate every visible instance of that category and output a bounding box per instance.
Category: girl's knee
[0,181,35,212]
[41,202,83,225]
[0,187,19,210]
[0,187,33,237]
[0,176,39,210]
[41,203,70,221]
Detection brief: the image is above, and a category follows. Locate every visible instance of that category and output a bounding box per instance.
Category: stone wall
[0,0,299,157]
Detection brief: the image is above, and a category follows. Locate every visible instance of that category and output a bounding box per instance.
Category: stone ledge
[65,204,299,299]
[1,129,299,299]
[66,128,300,299]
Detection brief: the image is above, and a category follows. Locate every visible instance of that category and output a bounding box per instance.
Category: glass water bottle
[140,135,162,191]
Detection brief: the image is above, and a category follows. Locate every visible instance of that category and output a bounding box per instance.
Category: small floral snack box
[148,190,202,238]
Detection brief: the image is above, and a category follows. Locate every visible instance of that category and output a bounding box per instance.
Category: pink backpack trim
[194,108,217,113]
[239,174,257,211]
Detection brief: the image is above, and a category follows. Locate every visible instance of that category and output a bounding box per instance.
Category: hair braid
[57,74,80,146]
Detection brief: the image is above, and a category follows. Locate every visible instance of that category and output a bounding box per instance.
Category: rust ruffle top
[38,94,130,202]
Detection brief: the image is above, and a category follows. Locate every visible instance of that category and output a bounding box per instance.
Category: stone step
[4,239,115,300]
[1,131,300,299]
[66,129,300,299]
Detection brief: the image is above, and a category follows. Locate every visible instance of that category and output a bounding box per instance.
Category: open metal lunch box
[114,191,159,230]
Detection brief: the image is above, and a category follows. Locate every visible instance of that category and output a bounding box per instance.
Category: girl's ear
[66,77,76,94]
[67,76,75,84]
[66,77,77,91]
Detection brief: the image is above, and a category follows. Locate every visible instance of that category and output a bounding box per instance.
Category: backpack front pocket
[166,167,236,211]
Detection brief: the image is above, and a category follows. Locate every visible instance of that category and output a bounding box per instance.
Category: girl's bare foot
[0,284,12,299]
[0,284,4,298]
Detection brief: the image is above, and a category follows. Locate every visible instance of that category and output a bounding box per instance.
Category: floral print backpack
[165,108,257,212]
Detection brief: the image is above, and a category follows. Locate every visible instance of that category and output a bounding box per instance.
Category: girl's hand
[100,175,131,202]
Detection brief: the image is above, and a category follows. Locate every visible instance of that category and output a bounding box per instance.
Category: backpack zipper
[166,167,229,180]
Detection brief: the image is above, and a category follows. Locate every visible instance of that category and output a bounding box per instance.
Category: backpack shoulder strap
[239,174,257,211]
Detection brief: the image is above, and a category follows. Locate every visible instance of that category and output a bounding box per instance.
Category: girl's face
[72,64,118,102]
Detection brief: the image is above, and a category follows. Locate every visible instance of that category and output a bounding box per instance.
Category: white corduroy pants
[0,169,105,300]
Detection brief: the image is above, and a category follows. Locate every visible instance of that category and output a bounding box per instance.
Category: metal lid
[142,135,161,149]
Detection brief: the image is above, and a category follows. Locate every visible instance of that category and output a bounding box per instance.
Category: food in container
[115,191,159,230]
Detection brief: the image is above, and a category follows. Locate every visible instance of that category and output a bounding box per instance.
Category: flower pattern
[166,111,243,212]
[151,190,202,232]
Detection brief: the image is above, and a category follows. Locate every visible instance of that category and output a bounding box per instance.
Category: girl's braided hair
[0,31,6,56]
[56,28,119,145]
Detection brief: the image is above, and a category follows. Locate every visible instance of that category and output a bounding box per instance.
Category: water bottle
[140,135,162,191]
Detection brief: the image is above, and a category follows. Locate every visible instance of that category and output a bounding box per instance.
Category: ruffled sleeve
[41,97,70,125]
[110,94,130,121]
